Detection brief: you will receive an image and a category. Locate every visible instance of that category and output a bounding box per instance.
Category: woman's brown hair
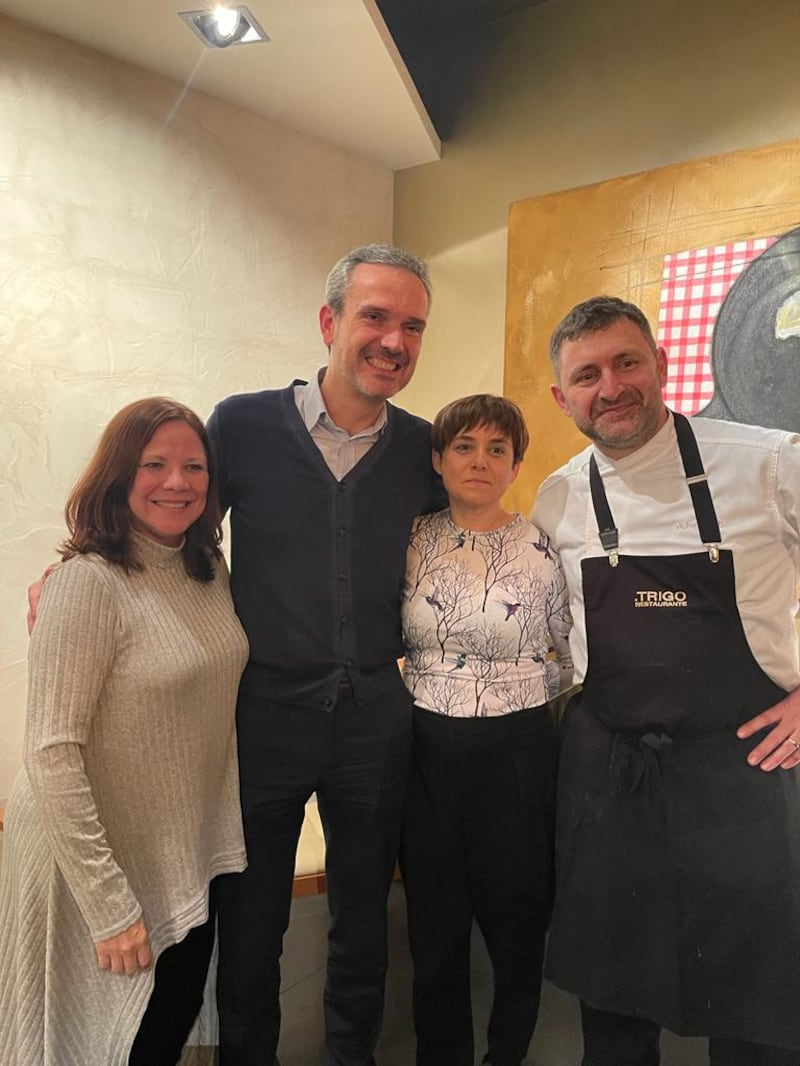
[61,397,222,582]
[431,394,530,465]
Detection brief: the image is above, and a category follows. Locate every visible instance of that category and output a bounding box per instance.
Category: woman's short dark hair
[60,397,222,582]
[431,394,530,465]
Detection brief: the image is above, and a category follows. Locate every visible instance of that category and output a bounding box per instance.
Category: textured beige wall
[394,0,800,423]
[0,16,393,797]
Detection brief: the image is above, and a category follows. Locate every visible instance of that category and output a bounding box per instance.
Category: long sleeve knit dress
[0,533,249,1065]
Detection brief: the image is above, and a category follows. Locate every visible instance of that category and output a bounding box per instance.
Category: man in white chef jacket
[533,294,800,1066]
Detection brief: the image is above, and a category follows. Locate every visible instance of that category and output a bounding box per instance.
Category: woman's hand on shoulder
[95,917,152,976]
[26,563,60,635]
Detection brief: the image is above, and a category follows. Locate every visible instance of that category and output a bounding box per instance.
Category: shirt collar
[296,368,388,437]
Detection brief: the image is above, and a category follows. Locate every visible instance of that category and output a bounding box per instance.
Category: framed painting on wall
[504,137,800,509]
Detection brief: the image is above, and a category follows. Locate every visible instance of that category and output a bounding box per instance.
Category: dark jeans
[216,682,413,1066]
[580,1002,800,1066]
[402,705,557,1066]
[128,897,217,1066]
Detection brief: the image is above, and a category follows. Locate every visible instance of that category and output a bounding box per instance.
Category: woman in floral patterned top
[401,394,572,1066]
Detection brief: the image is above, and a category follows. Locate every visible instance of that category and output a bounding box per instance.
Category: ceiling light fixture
[179,5,269,48]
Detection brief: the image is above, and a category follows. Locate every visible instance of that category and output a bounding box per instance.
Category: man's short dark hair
[549,295,657,375]
[324,243,431,316]
[432,394,530,465]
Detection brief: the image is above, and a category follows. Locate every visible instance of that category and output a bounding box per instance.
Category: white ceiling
[0,0,440,172]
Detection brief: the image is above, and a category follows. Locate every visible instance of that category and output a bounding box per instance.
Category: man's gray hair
[324,243,432,315]
[549,295,657,374]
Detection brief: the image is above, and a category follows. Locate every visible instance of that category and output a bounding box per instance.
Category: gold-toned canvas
[505,137,800,505]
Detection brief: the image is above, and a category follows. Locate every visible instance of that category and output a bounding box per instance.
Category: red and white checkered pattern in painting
[658,238,777,414]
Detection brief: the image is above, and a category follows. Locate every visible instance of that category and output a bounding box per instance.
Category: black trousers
[401,705,558,1066]
[216,682,413,1066]
[580,1003,800,1066]
[128,895,217,1066]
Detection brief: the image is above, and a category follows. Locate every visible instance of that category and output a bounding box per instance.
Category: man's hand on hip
[737,687,800,771]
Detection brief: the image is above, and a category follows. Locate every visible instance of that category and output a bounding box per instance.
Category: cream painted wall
[0,15,393,798]
[394,0,800,421]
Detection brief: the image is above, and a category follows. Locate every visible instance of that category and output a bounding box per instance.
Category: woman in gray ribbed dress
[0,398,249,1066]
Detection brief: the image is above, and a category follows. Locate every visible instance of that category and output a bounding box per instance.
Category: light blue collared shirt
[294,369,387,481]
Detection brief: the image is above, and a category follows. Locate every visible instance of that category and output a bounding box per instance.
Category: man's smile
[365,353,403,372]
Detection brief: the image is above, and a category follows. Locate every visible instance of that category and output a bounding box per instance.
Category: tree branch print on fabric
[404,512,465,603]
[475,524,528,613]
[457,624,508,715]
[401,511,573,718]
[423,559,477,663]
[499,570,549,665]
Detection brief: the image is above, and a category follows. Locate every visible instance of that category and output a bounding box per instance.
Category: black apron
[546,413,800,1050]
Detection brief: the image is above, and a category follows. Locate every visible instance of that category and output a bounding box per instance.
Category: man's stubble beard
[584,393,665,455]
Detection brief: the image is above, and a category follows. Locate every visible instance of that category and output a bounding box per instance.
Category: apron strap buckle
[708,544,720,563]
[599,527,619,567]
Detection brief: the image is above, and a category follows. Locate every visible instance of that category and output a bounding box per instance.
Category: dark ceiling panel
[380,0,545,30]
[376,0,548,141]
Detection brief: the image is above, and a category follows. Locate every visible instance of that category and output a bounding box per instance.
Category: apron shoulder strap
[673,413,722,554]
[589,454,619,566]
[588,412,722,564]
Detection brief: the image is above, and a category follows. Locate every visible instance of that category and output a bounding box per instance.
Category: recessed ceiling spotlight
[179,5,269,48]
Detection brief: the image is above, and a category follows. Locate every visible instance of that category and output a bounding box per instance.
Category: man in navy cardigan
[209,244,446,1066]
